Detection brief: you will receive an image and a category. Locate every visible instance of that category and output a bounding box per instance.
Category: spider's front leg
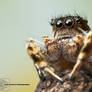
[26,38,64,83]
[69,30,92,79]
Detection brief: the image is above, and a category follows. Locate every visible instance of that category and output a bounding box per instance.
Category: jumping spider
[26,15,92,82]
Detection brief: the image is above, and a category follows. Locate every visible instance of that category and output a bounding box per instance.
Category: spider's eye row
[74,18,80,22]
[54,17,80,28]
[56,20,63,28]
[65,19,73,27]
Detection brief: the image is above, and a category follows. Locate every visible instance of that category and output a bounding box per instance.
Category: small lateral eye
[50,19,54,25]
[56,20,63,28]
[75,18,80,22]
[65,19,73,26]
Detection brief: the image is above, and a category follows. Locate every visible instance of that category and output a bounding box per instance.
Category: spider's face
[50,16,90,39]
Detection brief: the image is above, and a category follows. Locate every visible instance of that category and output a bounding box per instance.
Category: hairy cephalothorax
[26,15,92,82]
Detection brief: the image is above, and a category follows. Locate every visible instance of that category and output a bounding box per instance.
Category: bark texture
[35,70,92,92]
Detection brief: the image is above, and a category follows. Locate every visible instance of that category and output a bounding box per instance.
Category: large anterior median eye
[65,19,73,27]
[56,20,63,28]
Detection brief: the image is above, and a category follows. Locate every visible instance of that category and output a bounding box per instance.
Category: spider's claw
[55,75,64,83]
[66,73,75,81]
[68,76,74,81]
[60,79,64,83]
[57,76,64,83]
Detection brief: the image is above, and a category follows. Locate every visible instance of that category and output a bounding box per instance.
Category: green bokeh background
[0,0,92,92]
